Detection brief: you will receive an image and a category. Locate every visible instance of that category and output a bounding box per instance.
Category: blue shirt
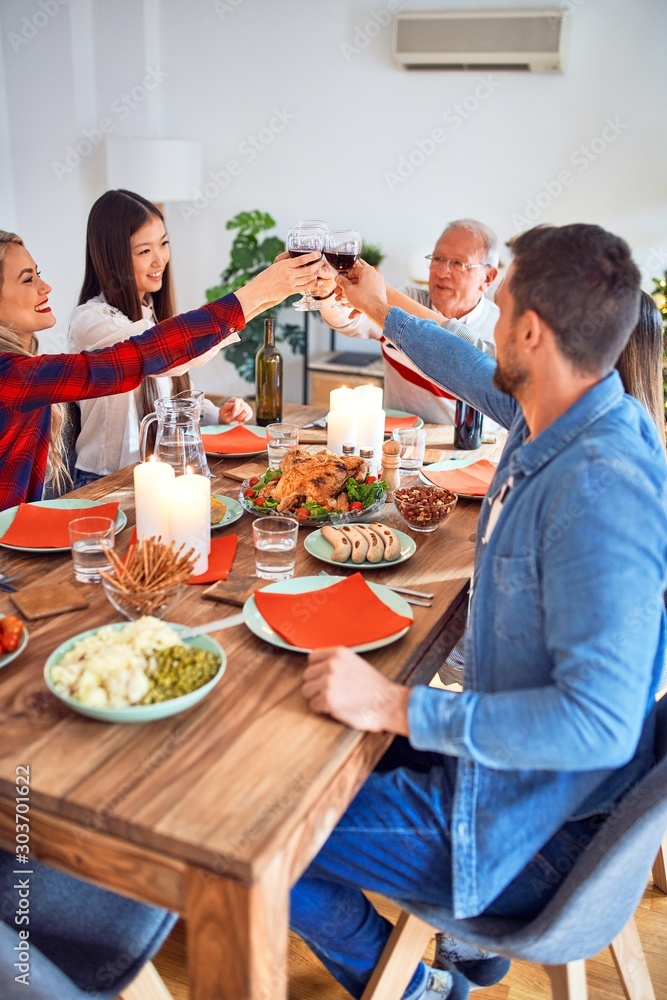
[386,309,667,918]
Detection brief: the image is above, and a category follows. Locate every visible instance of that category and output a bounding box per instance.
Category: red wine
[288,249,312,258]
[324,250,359,273]
[255,318,283,426]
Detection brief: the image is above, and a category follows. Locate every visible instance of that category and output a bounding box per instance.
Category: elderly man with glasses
[318,218,499,424]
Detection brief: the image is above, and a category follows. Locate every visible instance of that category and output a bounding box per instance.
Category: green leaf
[260,235,285,262]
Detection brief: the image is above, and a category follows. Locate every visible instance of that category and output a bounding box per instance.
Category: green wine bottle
[255,318,283,426]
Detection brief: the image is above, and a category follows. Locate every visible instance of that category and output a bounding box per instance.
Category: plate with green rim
[44,622,226,723]
[419,457,499,500]
[304,524,416,570]
[200,423,268,458]
[0,499,128,554]
[211,494,244,530]
[323,409,424,435]
[242,575,413,654]
[0,615,29,670]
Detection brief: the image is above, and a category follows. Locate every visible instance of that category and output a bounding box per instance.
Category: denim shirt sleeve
[384,307,517,429]
[407,456,667,771]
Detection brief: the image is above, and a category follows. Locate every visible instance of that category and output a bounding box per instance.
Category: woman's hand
[302,646,410,734]
[337,260,391,327]
[235,251,324,321]
[218,397,252,424]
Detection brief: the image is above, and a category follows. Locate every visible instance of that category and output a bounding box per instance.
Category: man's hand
[337,260,391,328]
[235,251,323,320]
[218,397,252,424]
[302,646,410,734]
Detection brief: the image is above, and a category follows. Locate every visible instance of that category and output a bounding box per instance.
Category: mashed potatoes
[50,617,184,709]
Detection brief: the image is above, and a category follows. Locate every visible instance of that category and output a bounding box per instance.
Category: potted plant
[361,242,386,268]
[205,211,303,382]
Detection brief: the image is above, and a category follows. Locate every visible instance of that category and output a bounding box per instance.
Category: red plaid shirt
[0,295,245,510]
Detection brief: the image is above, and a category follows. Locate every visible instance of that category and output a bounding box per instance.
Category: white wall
[1,0,666,401]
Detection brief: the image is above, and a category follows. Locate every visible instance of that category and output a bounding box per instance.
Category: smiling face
[130,215,170,301]
[0,242,56,344]
[428,227,497,319]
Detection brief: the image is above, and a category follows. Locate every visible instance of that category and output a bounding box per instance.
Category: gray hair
[440,218,500,268]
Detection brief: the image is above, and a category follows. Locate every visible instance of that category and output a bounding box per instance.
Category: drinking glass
[253,516,299,580]
[323,230,362,307]
[392,428,427,473]
[287,224,326,311]
[68,516,116,583]
[266,422,299,470]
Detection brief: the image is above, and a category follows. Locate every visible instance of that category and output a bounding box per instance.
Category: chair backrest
[402,696,667,965]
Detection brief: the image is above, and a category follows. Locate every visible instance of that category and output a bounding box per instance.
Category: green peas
[142,645,222,704]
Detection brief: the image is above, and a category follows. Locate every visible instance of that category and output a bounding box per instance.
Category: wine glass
[323,230,362,307]
[286,225,326,312]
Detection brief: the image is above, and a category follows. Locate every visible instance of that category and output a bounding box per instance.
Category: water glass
[392,428,427,473]
[266,423,299,470]
[68,516,116,583]
[253,516,299,581]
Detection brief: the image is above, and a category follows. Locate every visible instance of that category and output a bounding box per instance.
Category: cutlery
[179,612,246,638]
[302,417,327,429]
[317,571,432,607]
[0,574,17,593]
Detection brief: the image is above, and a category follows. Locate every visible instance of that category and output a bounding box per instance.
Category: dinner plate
[239,478,387,527]
[211,494,244,530]
[44,623,226,723]
[384,408,425,433]
[304,524,416,569]
[200,423,268,457]
[0,615,29,669]
[419,457,498,500]
[0,499,128,554]
[242,575,413,654]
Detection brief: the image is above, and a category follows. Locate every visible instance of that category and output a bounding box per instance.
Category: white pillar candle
[134,458,175,542]
[353,383,383,411]
[329,386,355,411]
[327,409,357,455]
[167,472,210,575]
[357,406,386,469]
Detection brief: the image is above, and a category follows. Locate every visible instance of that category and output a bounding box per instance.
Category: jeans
[73,467,104,489]
[290,738,603,999]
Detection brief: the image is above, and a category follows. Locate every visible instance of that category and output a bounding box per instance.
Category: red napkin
[188,534,238,584]
[201,426,267,455]
[0,502,120,548]
[422,459,496,497]
[385,414,419,433]
[254,572,412,649]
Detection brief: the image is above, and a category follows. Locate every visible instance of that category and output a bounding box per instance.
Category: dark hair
[78,189,175,323]
[508,224,641,376]
[617,290,665,435]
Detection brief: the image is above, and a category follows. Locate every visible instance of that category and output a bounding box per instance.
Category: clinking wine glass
[323,230,362,307]
[287,225,326,312]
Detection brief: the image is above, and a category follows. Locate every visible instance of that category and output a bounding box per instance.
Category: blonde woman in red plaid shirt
[0,230,321,511]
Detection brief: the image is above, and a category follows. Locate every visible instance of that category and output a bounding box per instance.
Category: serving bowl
[101,573,185,621]
[239,479,387,527]
[393,485,457,533]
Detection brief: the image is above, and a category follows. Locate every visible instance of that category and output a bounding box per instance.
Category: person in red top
[0,229,322,511]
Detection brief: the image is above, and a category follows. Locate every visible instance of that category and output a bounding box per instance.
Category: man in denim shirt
[289,225,667,1000]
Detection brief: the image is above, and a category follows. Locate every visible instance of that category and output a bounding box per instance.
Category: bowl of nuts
[393,484,458,533]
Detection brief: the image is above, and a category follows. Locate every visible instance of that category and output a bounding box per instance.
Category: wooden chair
[118,961,173,999]
[362,695,667,1000]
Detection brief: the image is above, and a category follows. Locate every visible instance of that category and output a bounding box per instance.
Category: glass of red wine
[323,230,362,307]
[286,224,326,311]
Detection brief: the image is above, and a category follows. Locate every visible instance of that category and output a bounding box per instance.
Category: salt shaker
[360,447,377,479]
[381,439,401,498]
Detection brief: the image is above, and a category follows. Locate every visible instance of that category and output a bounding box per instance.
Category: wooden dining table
[0,403,505,1000]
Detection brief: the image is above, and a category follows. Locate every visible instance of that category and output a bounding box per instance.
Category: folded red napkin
[254,572,412,649]
[201,426,267,455]
[0,502,120,549]
[422,459,496,497]
[385,414,419,433]
[188,534,238,584]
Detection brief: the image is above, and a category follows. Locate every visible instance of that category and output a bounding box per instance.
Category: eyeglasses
[425,255,490,274]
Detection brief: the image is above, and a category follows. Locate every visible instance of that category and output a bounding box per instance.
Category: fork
[0,573,17,594]
[302,417,327,429]
[317,570,432,607]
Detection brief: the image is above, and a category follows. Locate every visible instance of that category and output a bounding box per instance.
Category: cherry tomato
[0,615,24,654]
[365,475,377,484]
[248,476,260,487]
[243,488,256,499]
[295,507,310,521]
[349,501,364,511]
[254,496,266,507]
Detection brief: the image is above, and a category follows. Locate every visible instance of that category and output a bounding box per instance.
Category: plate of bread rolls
[304,522,416,569]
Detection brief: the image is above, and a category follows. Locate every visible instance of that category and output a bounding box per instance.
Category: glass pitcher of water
[138,390,211,477]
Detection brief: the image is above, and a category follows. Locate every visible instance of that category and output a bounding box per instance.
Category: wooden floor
[153,876,667,999]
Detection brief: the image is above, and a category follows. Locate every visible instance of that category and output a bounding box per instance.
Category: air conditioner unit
[393,8,567,73]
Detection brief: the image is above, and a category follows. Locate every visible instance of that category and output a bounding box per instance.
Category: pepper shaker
[381,439,401,498]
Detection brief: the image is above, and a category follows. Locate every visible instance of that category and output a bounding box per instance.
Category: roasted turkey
[260,449,367,512]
